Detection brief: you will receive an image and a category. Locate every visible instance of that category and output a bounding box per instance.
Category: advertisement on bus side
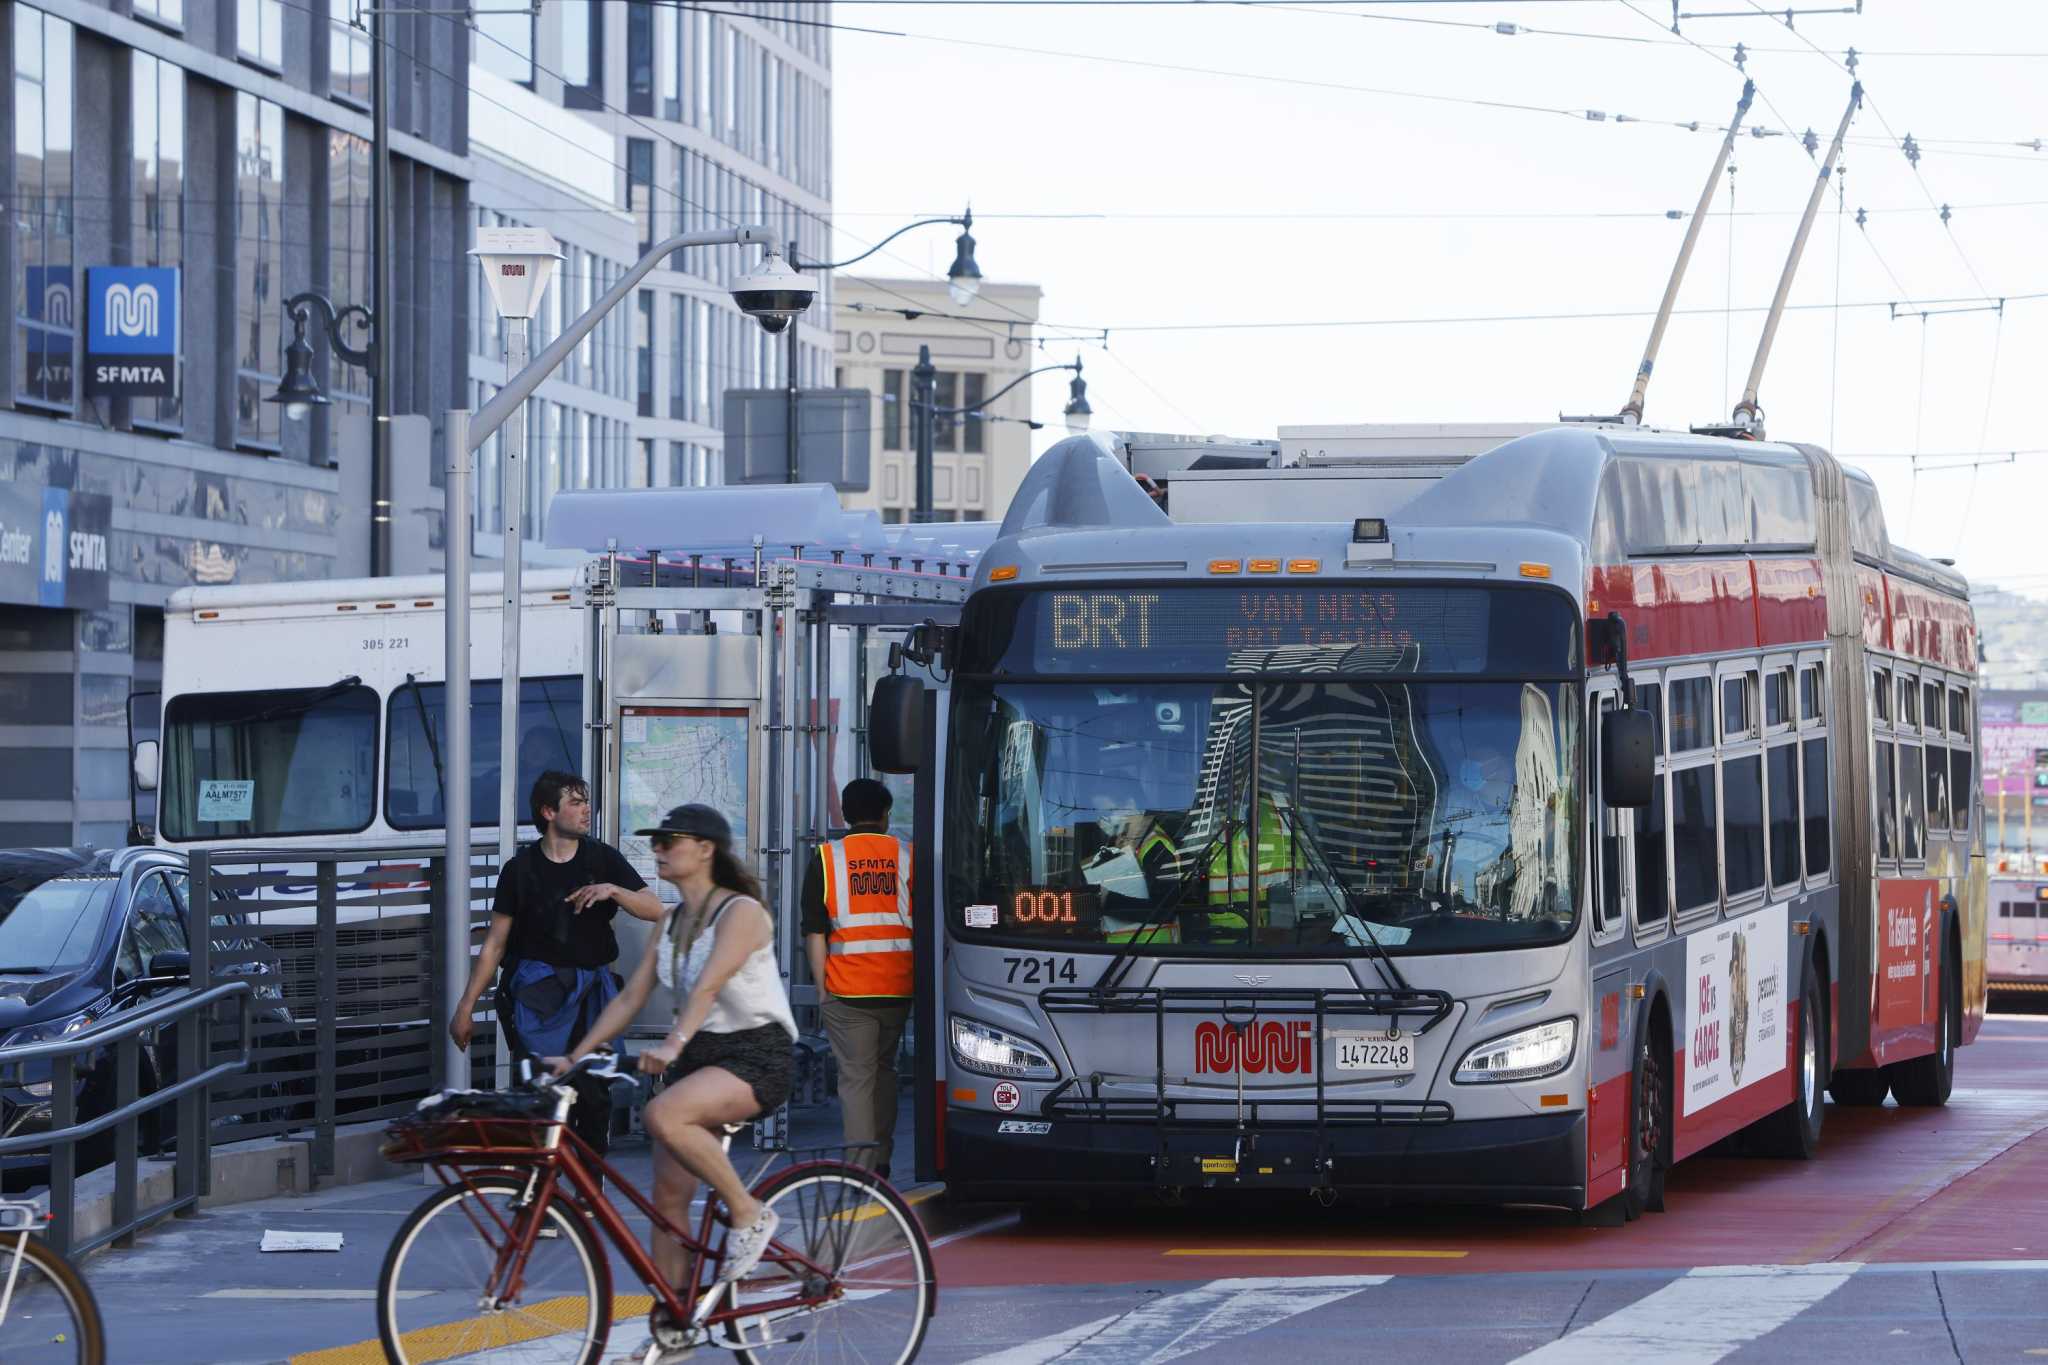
[1877,878,1939,1030]
[1681,903,1788,1117]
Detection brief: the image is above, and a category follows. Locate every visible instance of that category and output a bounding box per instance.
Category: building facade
[466,1,836,556]
[833,276,1044,523]
[0,0,470,846]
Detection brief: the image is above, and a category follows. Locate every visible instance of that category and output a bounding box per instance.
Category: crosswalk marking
[967,1274,1388,1365]
[1509,1263,1862,1365]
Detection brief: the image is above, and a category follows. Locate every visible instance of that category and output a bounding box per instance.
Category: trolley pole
[1731,82,1861,435]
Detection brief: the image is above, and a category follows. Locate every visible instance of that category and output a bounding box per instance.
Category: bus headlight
[1452,1018,1577,1084]
[950,1016,1057,1080]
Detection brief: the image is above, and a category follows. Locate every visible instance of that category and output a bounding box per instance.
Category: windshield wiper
[1091,809,1247,995]
[397,673,448,806]
[247,673,363,724]
[1261,801,1415,998]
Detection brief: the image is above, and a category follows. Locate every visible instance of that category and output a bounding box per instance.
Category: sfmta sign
[85,266,179,398]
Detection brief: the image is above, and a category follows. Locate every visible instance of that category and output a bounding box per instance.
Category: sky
[827,0,2048,590]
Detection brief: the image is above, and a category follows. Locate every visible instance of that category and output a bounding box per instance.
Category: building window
[628,1,654,114]
[238,0,283,68]
[562,0,603,108]
[963,372,986,454]
[476,5,532,83]
[658,2,679,120]
[881,369,903,450]
[627,139,655,254]
[133,52,186,430]
[329,0,371,106]
[636,290,654,417]
[328,130,372,412]
[234,93,286,450]
[135,0,183,28]
[13,6,75,410]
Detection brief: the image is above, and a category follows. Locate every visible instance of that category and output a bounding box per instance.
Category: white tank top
[656,893,798,1040]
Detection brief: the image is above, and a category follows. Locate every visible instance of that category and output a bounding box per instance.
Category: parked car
[0,846,296,1187]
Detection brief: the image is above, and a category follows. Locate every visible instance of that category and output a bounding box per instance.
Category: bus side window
[1632,681,1669,929]
[1800,661,1830,879]
[1594,697,1624,929]
[1875,738,1899,862]
[1949,686,1973,834]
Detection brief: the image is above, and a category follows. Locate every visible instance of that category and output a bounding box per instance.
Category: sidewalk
[81,1089,943,1365]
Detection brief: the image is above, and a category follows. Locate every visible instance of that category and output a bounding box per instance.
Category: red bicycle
[375,1055,936,1364]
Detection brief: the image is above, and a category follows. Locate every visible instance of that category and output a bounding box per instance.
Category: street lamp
[781,207,982,484]
[1062,359,1092,435]
[265,291,374,421]
[909,345,1091,522]
[438,224,806,1091]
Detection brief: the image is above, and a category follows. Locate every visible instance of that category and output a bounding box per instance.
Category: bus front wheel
[1624,1014,1670,1219]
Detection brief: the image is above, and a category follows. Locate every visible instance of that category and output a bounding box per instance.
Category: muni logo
[1194,1020,1313,1075]
[103,282,162,339]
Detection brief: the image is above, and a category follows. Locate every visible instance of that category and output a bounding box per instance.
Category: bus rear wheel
[1890,945,1958,1107]
[1828,1067,1891,1106]
[1755,958,1826,1158]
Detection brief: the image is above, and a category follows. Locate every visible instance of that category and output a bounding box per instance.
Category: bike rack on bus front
[1036,985,1456,1190]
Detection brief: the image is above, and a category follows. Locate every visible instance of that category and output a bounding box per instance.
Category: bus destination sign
[1021,585,1497,674]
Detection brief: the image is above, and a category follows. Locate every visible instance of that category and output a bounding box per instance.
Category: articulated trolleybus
[879,426,1985,1219]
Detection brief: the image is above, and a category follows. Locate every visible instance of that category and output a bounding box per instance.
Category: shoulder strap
[706,891,744,929]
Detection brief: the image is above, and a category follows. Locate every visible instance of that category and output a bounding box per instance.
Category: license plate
[1333,1033,1415,1074]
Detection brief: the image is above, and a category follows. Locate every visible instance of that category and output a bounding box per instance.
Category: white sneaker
[718,1206,781,1282]
[616,1337,692,1365]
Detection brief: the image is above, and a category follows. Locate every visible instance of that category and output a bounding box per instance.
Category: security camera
[730,254,815,334]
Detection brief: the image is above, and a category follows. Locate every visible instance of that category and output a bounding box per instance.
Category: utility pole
[369,1,394,576]
[785,239,801,483]
[911,345,936,523]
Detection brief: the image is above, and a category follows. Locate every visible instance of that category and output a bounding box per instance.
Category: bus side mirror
[869,675,926,775]
[133,739,160,793]
[1603,709,1655,808]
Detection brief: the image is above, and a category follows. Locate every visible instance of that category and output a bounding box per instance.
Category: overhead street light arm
[922,359,1080,416]
[792,211,972,274]
[468,225,778,453]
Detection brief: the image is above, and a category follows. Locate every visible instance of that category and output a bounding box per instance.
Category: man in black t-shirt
[450,772,663,1063]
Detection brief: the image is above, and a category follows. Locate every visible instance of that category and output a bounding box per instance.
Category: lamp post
[265,291,374,422]
[431,224,807,1088]
[909,348,1089,522]
[780,209,982,485]
[470,227,563,890]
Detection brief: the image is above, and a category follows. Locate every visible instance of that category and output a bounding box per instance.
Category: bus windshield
[945,675,1582,956]
[161,682,379,840]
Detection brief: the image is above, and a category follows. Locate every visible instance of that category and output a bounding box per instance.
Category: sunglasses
[650,833,707,851]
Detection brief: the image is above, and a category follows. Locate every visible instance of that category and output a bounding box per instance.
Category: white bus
[140,570,586,853]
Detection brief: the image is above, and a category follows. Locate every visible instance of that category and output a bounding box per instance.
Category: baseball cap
[634,803,733,847]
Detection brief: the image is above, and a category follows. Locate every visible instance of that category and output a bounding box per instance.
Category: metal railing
[0,982,254,1257]
[189,845,501,1177]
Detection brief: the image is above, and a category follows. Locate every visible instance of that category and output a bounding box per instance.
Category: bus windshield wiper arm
[247,673,362,724]
[398,673,447,804]
[1264,801,1415,998]
[1092,811,1241,995]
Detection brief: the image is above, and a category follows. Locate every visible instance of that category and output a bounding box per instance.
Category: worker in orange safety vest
[801,778,913,1174]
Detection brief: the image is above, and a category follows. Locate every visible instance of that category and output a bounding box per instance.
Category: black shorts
[664,1023,795,1114]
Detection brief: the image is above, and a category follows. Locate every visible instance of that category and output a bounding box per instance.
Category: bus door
[1588,684,1636,1187]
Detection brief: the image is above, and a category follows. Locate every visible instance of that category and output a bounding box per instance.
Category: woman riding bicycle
[550,803,795,1288]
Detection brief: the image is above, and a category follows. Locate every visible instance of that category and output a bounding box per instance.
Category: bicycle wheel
[0,1234,105,1364]
[726,1162,934,1365]
[377,1174,613,1365]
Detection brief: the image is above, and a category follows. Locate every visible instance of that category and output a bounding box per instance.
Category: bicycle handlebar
[521,1049,631,1091]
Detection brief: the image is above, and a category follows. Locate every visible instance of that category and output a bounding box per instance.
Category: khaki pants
[821,997,911,1172]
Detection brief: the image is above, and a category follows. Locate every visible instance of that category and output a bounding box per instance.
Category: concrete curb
[56,1120,406,1257]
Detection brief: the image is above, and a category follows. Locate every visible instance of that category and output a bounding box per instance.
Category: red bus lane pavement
[930,1012,2048,1287]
